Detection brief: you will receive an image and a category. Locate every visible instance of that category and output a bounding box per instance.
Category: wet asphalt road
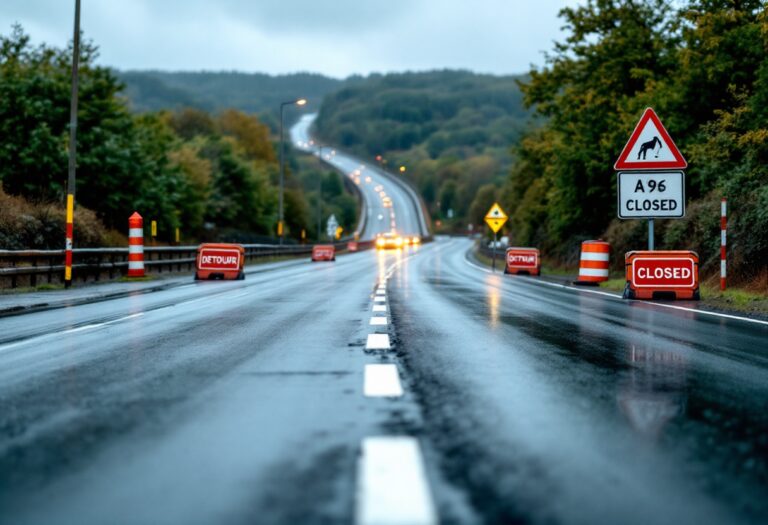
[391,238,768,524]
[2,118,767,524]
[1,237,766,524]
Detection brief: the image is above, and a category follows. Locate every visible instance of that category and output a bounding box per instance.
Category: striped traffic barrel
[127,212,145,277]
[575,240,610,284]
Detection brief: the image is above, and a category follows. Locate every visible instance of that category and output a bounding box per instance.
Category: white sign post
[617,171,685,219]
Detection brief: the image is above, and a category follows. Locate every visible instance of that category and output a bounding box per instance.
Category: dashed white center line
[363,364,403,397]
[366,333,391,350]
[375,290,386,296]
[369,317,388,326]
[355,436,437,525]
[372,304,387,312]
[374,296,386,303]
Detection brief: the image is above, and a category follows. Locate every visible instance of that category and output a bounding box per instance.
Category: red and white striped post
[720,198,727,291]
[128,212,145,278]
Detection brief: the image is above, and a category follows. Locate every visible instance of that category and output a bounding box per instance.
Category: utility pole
[64,0,81,288]
[278,98,306,245]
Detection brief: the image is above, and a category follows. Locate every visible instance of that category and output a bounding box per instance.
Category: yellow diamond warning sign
[484,202,508,233]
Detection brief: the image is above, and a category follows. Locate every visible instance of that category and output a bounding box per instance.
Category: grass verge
[472,246,768,318]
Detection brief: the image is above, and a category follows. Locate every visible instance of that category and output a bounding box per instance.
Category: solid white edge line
[464,251,768,326]
[64,323,105,334]
[356,436,437,525]
[364,364,403,397]
[365,333,391,350]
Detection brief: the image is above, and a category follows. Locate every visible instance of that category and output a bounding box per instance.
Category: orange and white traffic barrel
[127,212,145,277]
[574,240,610,285]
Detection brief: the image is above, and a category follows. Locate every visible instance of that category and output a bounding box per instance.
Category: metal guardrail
[0,242,369,289]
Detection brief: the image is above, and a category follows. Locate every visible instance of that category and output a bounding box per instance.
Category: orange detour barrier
[574,240,610,285]
[624,250,699,300]
[347,241,359,252]
[312,244,335,262]
[504,247,540,275]
[195,243,245,280]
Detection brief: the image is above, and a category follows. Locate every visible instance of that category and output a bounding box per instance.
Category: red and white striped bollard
[720,198,726,291]
[128,212,145,278]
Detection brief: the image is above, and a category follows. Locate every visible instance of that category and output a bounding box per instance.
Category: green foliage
[0,25,320,246]
[506,0,768,285]
[314,70,531,230]
[118,70,343,126]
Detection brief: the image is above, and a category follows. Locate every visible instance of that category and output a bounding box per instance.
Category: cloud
[0,0,575,77]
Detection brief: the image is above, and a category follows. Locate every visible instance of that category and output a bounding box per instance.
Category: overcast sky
[1,0,576,78]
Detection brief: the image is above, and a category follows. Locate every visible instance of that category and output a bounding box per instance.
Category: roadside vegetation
[0,25,353,248]
[309,2,766,293]
[505,0,767,291]
[313,70,532,231]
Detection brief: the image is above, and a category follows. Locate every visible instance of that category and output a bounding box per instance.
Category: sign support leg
[492,232,497,272]
[648,219,655,251]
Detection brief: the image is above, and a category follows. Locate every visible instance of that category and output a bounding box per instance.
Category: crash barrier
[574,240,610,285]
[623,250,700,300]
[312,244,336,262]
[195,243,245,280]
[504,247,541,275]
[128,212,145,278]
[347,241,359,252]
[0,242,354,289]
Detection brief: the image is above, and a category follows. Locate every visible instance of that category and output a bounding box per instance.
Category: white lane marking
[375,290,386,296]
[374,296,386,303]
[0,313,146,353]
[356,437,437,525]
[364,364,403,397]
[366,334,391,350]
[373,304,387,312]
[64,323,105,334]
[370,317,388,326]
[463,253,768,326]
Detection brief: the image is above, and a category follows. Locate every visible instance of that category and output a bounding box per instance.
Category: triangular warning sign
[614,108,687,170]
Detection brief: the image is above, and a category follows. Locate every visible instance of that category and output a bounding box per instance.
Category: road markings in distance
[370,317,388,326]
[366,333,391,350]
[364,364,403,397]
[356,436,437,525]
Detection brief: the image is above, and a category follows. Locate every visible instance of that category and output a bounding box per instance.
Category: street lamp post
[278,98,307,245]
[64,0,81,288]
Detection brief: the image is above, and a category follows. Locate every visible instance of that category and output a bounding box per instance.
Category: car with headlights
[376,232,404,250]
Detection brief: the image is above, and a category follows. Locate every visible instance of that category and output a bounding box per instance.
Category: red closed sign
[505,247,540,275]
[199,248,241,270]
[631,257,695,288]
[624,251,699,300]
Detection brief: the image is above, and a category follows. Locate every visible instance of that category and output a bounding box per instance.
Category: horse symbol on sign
[638,136,662,160]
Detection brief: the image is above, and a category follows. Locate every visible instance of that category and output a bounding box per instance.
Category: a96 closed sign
[617,171,685,219]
